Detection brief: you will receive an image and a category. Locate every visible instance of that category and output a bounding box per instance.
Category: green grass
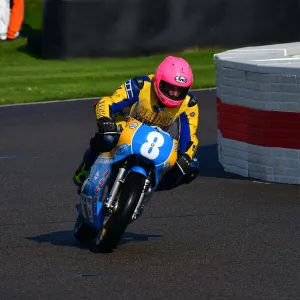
[24,0,43,29]
[0,0,226,105]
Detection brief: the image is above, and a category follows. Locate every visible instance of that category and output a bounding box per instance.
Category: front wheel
[96,172,146,252]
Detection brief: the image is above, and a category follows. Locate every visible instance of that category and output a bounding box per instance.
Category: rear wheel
[96,172,146,252]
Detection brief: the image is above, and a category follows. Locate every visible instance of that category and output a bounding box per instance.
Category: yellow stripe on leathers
[167,140,178,168]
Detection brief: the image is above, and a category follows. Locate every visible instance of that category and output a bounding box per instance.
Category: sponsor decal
[93,196,97,204]
[98,168,110,187]
[99,178,105,187]
[175,76,187,83]
[97,157,114,164]
[173,143,178,152]
[114,144,129,156]
[153,105,165,113]
[129,122,138,129]
[95,186,100,195]
[94,170,100,181]
[104,169,110,178]
[136,105,172,126]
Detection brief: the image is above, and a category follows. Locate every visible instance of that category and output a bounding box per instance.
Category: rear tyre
[96,172,146,253]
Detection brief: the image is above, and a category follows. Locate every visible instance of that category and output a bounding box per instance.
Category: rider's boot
[73,147,99,188]
[73,160,91,187]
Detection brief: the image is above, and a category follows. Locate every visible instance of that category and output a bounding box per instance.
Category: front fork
[132,178,151,220]
[102,163,152,219]
[103,166,127,213]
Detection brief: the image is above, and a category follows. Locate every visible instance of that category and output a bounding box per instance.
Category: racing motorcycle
[73,117,179,252]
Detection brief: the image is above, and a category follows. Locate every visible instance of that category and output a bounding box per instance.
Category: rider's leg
[156,120,200,190]
[73,147,98,187]
[156,167,183,191]
[73,116,126,187]
[156,157,199,191]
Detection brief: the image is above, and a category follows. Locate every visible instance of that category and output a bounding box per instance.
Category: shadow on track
[26,231,162,249]
[196,144,245,180]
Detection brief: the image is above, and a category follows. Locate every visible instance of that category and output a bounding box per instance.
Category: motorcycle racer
[73,56,200,191]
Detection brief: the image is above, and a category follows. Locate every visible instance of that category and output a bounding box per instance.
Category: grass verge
[0,0,226,105]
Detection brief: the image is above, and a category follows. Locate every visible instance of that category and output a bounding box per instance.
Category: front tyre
[96,172,146,252]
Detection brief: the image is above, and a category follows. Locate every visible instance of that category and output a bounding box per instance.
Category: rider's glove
[176,153,192,175]
[97,117,117,133]
[90,117,119,153]
[176,154,200,184]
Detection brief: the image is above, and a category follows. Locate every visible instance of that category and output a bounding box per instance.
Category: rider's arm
[179,98,199,159]
[94,76,151,119]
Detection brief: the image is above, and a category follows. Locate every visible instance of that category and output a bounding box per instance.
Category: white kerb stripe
[218,130,300,185]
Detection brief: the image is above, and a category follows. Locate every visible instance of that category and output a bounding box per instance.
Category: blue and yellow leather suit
[95,74,199,159]
[73,74,199,190]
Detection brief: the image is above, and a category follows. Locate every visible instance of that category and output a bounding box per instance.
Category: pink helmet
[153,56,193,108]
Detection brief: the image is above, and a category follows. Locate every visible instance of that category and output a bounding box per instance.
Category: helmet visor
[159,80,190,101]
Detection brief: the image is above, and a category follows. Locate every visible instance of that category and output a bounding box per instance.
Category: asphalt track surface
[1,89,300,300]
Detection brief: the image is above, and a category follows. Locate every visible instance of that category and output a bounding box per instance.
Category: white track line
[0,88,216,108]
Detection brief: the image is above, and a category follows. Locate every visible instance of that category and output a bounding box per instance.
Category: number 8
[140,132,165,160]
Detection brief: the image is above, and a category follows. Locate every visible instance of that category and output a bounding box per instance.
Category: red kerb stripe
[217,97,300,149]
